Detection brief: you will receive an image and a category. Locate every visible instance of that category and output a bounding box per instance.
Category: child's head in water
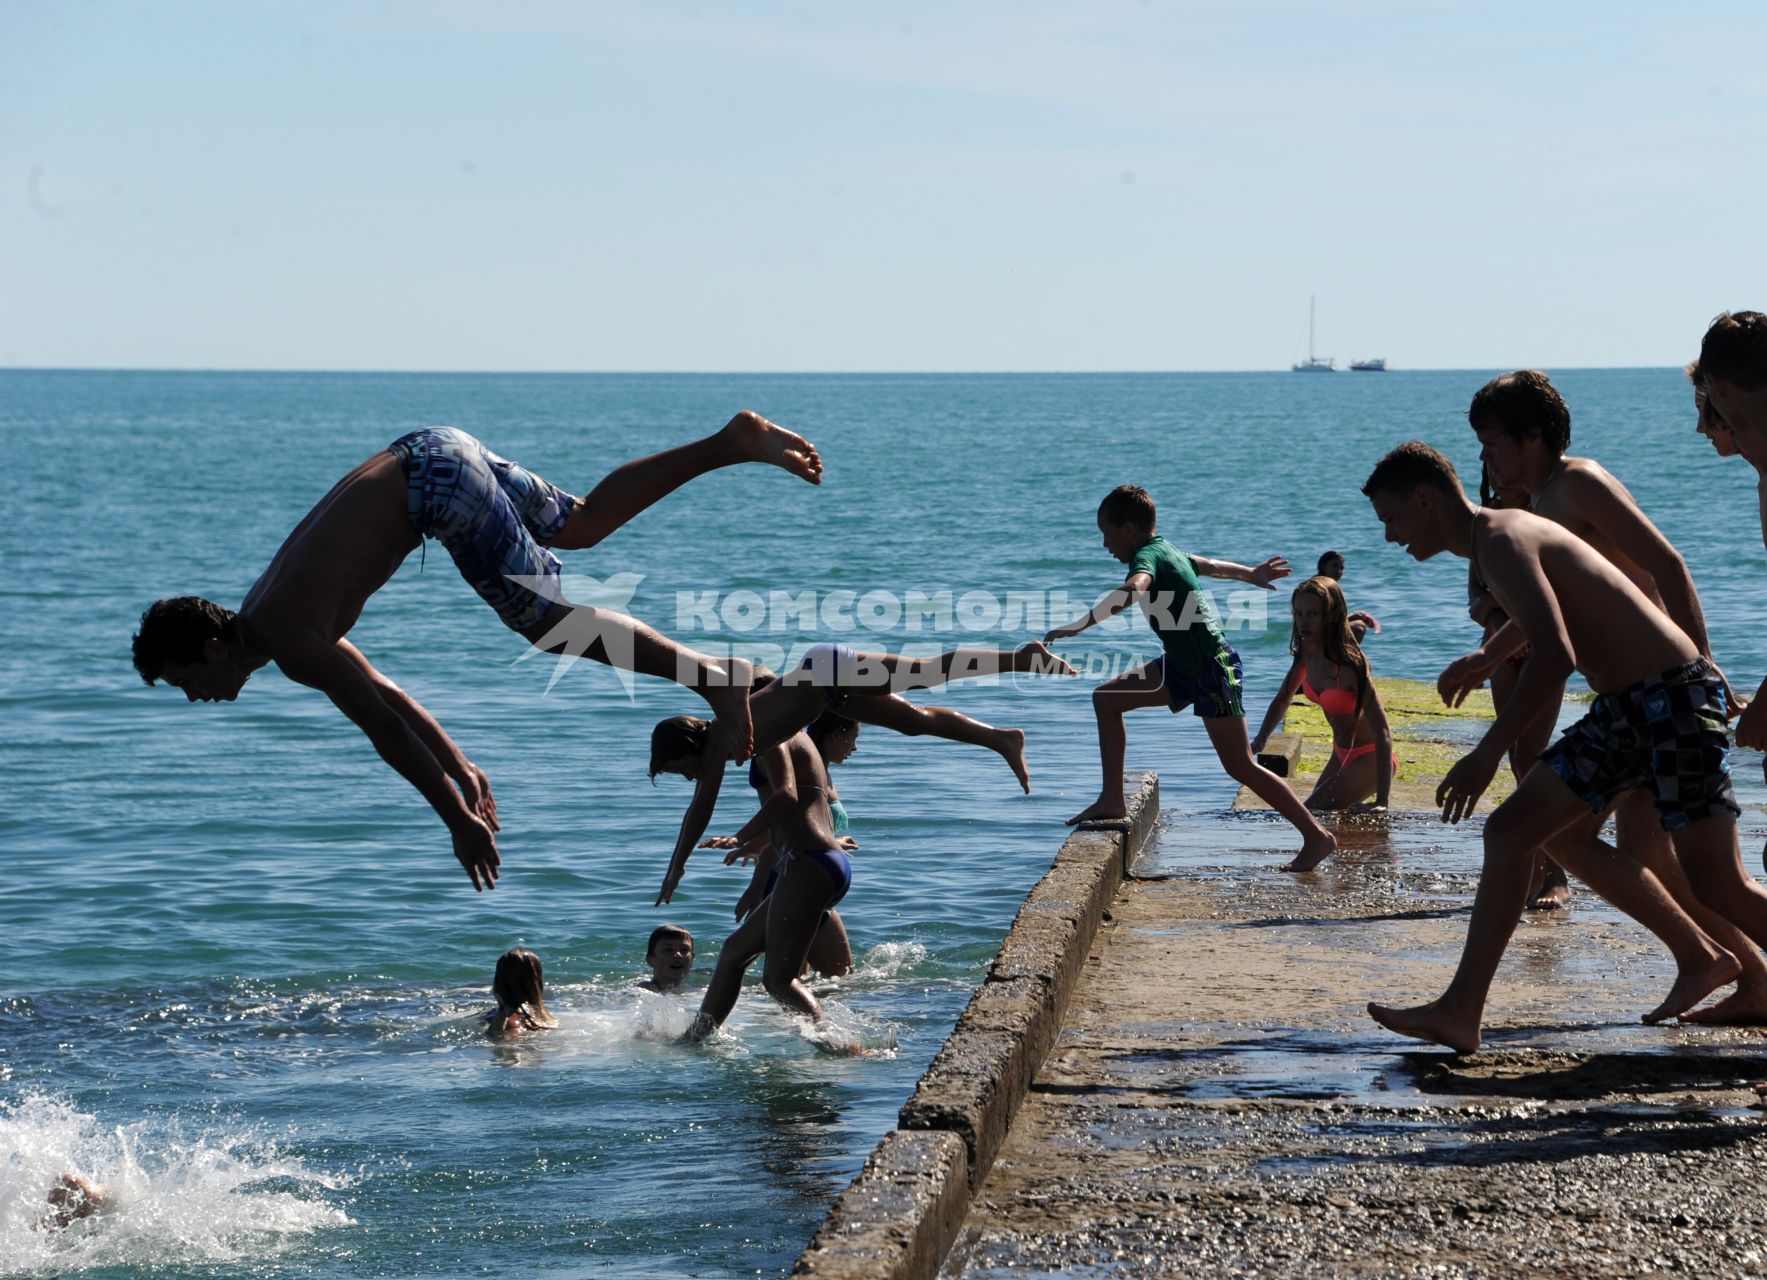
[641,925,694,993]
[488,947,558,1035]
[1316,550,1345,581]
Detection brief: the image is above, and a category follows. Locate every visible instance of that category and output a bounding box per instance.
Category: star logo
[509,571,647,698]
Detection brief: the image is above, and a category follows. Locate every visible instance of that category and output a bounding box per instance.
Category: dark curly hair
[1467,370,1571,455]
[132,596,237,685]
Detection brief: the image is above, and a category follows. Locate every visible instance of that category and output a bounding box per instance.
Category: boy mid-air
[131,412,820,891]
[1045,484,1337,871]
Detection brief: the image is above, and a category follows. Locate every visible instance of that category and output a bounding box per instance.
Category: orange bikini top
[1299,655,1359,719]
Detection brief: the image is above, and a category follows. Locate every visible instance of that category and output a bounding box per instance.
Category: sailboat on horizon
[1292,295,1334,372]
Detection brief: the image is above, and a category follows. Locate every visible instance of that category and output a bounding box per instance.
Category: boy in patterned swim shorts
[1363,441,1759,1053]
[132,411,821,891]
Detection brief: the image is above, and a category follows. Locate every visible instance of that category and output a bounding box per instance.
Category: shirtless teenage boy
[131,412,821,890]
[1362,442,1752,1053]
[1438,371,1767,1019]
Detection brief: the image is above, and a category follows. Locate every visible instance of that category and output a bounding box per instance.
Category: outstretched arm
[336,641,499,832]
[1250,659,1304,754]
[657,743,729,905]
[1189,554,1291,590]
[1045,572,1152,642]
[273,637,499,890]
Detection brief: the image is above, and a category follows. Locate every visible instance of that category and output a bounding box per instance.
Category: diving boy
[130,412,820,890]
[1045,484,1337,871]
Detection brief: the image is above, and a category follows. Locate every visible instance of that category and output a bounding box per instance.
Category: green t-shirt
[1129,536,1228,677]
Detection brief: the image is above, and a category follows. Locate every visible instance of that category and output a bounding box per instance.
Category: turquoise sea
[4,369,1764,1277]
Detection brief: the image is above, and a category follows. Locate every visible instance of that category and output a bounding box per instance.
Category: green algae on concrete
[1236,675,1520,814]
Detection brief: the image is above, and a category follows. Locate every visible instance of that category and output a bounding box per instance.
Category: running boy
[1362,442,1753,1052]
[1045,485,1336,871]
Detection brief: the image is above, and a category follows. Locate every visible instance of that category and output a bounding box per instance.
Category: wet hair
[807,708,859,754]
[1315,550,1345,578]
[131,596,238,685]
[1700,311,1767,393]
[1098,484,1156,531]
[1362,441,1465,501]
[491,948,557,1029]
[1467,370,1571,455]
[1289,576,1370,723]
[646,923,693,959]
[649,715,711,780]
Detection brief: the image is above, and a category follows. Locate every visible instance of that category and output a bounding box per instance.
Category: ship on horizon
[1350,357,1388,372]
[1292,296,1334,372]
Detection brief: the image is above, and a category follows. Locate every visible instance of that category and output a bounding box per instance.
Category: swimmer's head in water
[492,947,557,1029]
[1315,550,1345,580]
[1097,485,1156,562]
[645,924,695,990]
[649,715,711,779]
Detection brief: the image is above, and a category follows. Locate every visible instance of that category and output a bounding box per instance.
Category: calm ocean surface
[3,369,1764,1277]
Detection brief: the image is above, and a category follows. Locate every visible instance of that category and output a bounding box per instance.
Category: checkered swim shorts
[1540,657,1739,831]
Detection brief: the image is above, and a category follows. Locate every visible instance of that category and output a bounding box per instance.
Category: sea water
[2,368,1763,1277]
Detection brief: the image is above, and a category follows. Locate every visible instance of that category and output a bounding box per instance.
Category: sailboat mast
[1309,294,1316,361]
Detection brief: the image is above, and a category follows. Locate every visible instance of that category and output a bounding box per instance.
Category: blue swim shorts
[387,428,578,635]
[1151,645,1245,719]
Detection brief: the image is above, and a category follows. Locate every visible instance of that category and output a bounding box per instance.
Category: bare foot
[997,727,1031,794]
[1367,999,1482,1054]
[1281,830,1337,872]
[1526,859,1573,911]
[1679,984,1767,1025]
[721,410,822,485]
[1016,640,1077,678]
[1642,950,1742,1025]
[1066,796,1127,826]
[702,655,755,762]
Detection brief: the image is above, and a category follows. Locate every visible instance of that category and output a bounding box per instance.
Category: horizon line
[0,363,1690,377]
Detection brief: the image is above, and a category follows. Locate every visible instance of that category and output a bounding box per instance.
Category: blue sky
[3,1,1763,371]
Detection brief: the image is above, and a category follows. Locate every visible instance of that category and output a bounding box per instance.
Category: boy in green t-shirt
[1046,484,1337,871]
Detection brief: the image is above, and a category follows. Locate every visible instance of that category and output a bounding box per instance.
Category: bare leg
[1674,812,1767,961]
[552,411,821,551]
[1302,749,1393,811]
[804,908,854,979]
[846,641,1077,692]
[761,858,843,1021]
[523,601,754,759]
[1206,716,1336,870]
[846,694,1031,793]
[1538,798,1740,1024]
[1490,661,1573,911]
[683,909,770,1042]
[1368,767,1604,1053]
[1066,664,1169,825]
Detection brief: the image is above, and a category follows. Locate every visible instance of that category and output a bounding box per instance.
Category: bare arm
[1250,658,1305,753]
[1364,687,1395,810]
[273,636,499,889]
[1571,469,1712,657]
[657,741,730,905]
[1437,536,1577,823]
[1045,572,1152,642]
[1189,554,1291,590]
[729,744,798,848]
[336,640,499,831]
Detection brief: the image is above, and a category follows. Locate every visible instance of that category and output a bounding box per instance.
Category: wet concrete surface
[941,810,1767,1278]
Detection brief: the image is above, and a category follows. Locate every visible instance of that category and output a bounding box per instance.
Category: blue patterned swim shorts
[387,428,578,635]
[1540,657,1739,831]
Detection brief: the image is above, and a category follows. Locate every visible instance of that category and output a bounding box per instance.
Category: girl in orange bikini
[1251,576,1393,812]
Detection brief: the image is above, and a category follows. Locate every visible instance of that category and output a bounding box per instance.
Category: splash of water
[0,1092,351,1275]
